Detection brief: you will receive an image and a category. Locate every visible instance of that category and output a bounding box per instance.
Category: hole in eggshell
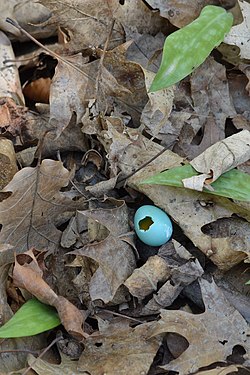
[139,216,154,231]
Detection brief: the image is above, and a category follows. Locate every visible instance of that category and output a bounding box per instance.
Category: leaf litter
[0,1,249,374]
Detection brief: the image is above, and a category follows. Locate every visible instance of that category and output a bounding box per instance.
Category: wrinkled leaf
[0,299,60,338]
[142,164,250,201]
[0,159,85,254]
[149,278,250,374]
[150,5,233,91]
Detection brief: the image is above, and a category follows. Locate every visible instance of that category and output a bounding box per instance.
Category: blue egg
[134,205,173,246]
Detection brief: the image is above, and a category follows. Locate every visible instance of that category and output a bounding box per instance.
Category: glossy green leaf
[141,164,250,201]
[0,299,61,338]
[150,5,233,91]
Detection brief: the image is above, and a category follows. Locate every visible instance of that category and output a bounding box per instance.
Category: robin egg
[134,205,173,246]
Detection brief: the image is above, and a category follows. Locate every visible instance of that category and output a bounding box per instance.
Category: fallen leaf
[0,159,86,254]
[78,318,162,375]
[124,255,171,299]
[141,68,174,138]
[185,130,250,189]
[149,278,250,374]
[141,241,204,315]
[70,199,136,303]
[0,138,17,190]
[144,0,211,28]
[195,364,243,374]
[13,252,86,339]
[0,264,47,373]
[0,31,24,104]
[224,0,250,59]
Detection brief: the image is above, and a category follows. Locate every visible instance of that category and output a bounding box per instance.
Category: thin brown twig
[116,147,169,185]
[95,307,144,324]
[95,18,116,112]
[5,18,95,82]
[21,335,63,375]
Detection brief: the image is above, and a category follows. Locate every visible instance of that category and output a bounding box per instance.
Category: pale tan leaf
[0,31,24,104]
[188,130,250,184]
[124,255,171,299]
[224,1,250,59]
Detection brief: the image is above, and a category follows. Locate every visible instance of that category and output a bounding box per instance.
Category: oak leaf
[149,278,250,375]
[0,159,84,254]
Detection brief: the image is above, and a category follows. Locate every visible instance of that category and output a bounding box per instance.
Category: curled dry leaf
[149,278,250,375]
[183,130,250,190]
[0,159,86,255]
[124,255,171,300]
[13,253,86,339]
[141,241,204,315]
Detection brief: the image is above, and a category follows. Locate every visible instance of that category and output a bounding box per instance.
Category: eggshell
[134,205,173,246]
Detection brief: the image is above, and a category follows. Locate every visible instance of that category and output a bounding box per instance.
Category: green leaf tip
[150,5,233,92]
[0,299,61,338]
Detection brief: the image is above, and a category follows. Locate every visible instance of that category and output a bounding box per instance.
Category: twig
[116,147,168,185]
[21,334,63,375]
[5,18,95,82]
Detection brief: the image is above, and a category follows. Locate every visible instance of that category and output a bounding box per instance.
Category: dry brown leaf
[27,352,80,375]
[25,109,89,157]
[141,68,174,138]
[39,0,165,52]
[141,241,204,315]
[0,159,86,254]
[124,255,171,299]
[149,278,250,374]
[13,253,86,339]
[180,57,236,159]
[183,130,250,190]
[196,364,243,374]
[0,262,47,373]
[0,97,28,138]
[144,0,211,28]
[39,0,124,51]
[0,138,17,190]
[49,43,147,135]
[125,31,164,72]
[70,199,136,303]
[28,318,161,375]
[78,318,162,375]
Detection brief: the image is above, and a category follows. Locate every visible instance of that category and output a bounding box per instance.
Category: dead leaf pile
[0,0,249,374]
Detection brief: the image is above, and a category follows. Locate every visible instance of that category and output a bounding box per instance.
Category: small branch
[5,18,95,82]
[21,334,63,375]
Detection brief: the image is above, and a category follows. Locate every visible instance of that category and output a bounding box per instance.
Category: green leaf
[141,164,250,201]
[150,5,233,91]
[246,280,250,285]
[0,299,61,338]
